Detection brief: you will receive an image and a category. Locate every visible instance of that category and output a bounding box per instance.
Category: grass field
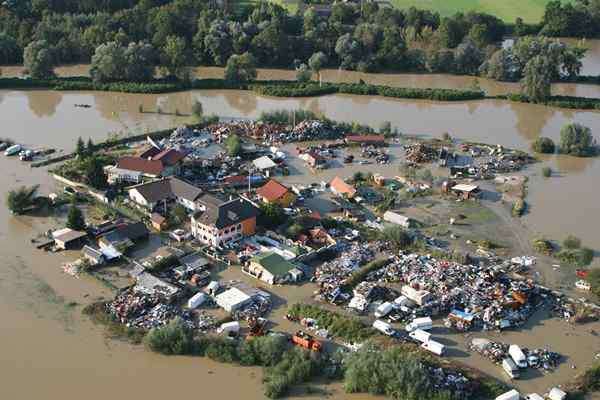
[388,0,569,23]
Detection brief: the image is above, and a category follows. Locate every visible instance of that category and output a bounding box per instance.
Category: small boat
[74,104,92,108]
[4,144,22,156]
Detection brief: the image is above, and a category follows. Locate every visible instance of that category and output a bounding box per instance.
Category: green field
[388,0,568,23]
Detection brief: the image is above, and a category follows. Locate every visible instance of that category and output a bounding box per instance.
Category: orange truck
[292,331,322,352]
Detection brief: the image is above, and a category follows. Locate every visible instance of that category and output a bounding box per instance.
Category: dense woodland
[0,0,595,93]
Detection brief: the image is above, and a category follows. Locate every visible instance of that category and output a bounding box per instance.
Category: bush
[259,109,319,125]
[6,185,39,214]
[381,225,413,251]
[532,238,554,255]
[224,134,242,156]
[263,348,321,399]
[345,257,391,287]
[144,317,195,355]
[532,137,555,153]
[542,166,552,177]
[563,235,581,249]
[205,338,240,363]
[512,198,526,217]
[82,302,145,344]
[240,335,289,367]
[560,123,596,157]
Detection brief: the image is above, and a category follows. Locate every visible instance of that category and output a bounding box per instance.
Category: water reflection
[26,90,62,117]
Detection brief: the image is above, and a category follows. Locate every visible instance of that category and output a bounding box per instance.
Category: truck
[495,389,520,400]
[405,316,433,332]
[502,358,520,379]
[409,329,431,343]
[420,340,445,356]
[292,331,322,352]
[217,321,240,336]
[374,302,394,318]
[372,320,395,336]
[509,344,528,368]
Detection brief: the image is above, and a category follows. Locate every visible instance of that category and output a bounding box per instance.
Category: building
[191,195,259,247]
[98,221,149,252]
[245,251,298,285]
[345,135,386,146]
[329,176,357,199]
[450,183,481,200]
[305,152,328,169]
[150,213,167,231]
[135,271,180,301]
[127,177,203,211]
[383,211,412,228]
[52,228,88,250]
[82,245,105,265]
[253,156,277,177]
[256,179,296,207]
[215,287,253,312]
[105,147,186,184]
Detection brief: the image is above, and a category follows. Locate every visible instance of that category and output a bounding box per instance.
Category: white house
[127,177,203,211]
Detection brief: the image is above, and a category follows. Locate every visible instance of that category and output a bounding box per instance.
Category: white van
[374,302,394,318]
[420,340,445,356]
[509,344,528,368]
[405,316,433,332]
[372,320,395,336]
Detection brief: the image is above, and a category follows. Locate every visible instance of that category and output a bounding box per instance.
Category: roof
[150,213,166,224]
[452,183,479,193]
[129,177,203,204]
[215,287,251,307]
[153,148,186,166]
[116,221,149,241]
[256,179,290,202]
[383,211,410,225]
[346,135,385,143]
[252,252,296,277]
[117,157,165,176]
[193,195,259,229]
[179,252,210,270]
[53,228,87,243]
[329,176,356,198]
[253,156,277,170]
[82,245,103,260]
[135,271,180,297]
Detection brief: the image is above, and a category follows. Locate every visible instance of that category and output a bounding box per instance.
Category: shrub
[240,335,288,367]
[532,137,555,153]
[263,349,321,399]
[6,185,39,214]
[563,235,581,249]
[532,238,554,255]
[224,134,242,156]
[144,317,195,355]
[205,338,240,363]
[560,123,596,157]
[541,167,552,177]
[345,257,391,287]
[381,225,413,250]
[512,198,526,217]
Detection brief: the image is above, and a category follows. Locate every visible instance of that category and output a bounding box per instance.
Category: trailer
[187,292,207,309]
[502,358,520,379]
[374,302,394,318]
[509,344,528,368]
[409,329,431,343]
[420,339,445,356]
[393,295,412,308]
[405,316,433,332]
[372,320,395,336]
[495,389,520,400]
[217,321,240,336]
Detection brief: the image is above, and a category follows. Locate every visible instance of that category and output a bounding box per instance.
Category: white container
[409,329,431,343]
[405,316,433,332]
[217,321,240,335]
[509,344,528,368]
[502,358,520,379]
[393,295,411,307]
[495,389,520,400]
[374,302,394,318]
[420,340,445,356]
[372,320,395,336]
[548,387,567,400]
[187,292,207,309]
[524,394,544,400]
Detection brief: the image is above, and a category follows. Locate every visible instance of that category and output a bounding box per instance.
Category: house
[52,228,88,250]
[191,195,259,247]
[383,211,412,228]
[105,147,186,184]
[345,135,385,146]
[127,177,203,211]
[245,252,298,285]
[450,183,481,199]
[253,156,277,177]
[82,245,105,265]
[256,179,296,207]
[150,213,167,231]
[305,151,328,169]
[98,221,149,251]
[329,176,357,199]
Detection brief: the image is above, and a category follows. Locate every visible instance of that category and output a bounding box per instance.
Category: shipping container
[509,344,528,368]
[502,358,520,379]
[409,329,431,343]
[374,302,394,318]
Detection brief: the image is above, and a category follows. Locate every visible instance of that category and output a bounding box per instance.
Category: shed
[451,183,480,199]
[82,245,105,266]
[52,228,88,250]
[187,292,208,309]
[247,252,297,285]
[215,287,252,312]
[253,156,277,176]
[548,388,567,400]
[383,211,411,228]
[150,213,167,231]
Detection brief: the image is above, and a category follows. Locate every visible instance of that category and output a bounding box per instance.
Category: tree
[531,137,555,154]
[0,33,21,64]
[480,49,516,81]
[85,156,108,189]
[144,317,194,355]
[295,63,311,83]
[563,235,581,249]
[381,225,413,251]
[224,52,257,83]
[6,185,38,214]
[67,205,86,231]
[87,138,95,154]
[224,134,242,156]
[542,167,552,178]
[161,35,188,78]
[521,55,552,102]
[170,204,188,225]
[75,137,86,157]
[191,99,203,122]
[23,40,55,79]
[90,42,126,82]
[560,123,595,156]
[259,202,287,229]
[308,51,327,86]
[453,40,483,75]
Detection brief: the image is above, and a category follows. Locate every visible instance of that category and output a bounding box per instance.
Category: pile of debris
[289,120,338,142]
[426,367,474,398]
[232,295,272,322]
[470,339,561,371]
[405,143,437,164]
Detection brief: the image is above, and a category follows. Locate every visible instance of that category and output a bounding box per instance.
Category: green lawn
[388,0,567,23]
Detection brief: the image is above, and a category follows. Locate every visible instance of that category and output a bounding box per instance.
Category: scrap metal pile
[231,295,272,322]
[371,253,546,330]
[469,339,561,371]
[108,289,192,330]
[426,366,475,398]
[405,143,437,164]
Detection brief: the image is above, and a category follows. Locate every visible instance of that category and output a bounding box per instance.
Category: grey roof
[194,195,259,229]
[179,252,210,270]
[129,177,203,204]
[82,245,104,260]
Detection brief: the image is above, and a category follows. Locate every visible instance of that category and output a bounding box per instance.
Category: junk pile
[371,252,551,331]
[469,339,561,371]
[405,143,437,164]
[426,367,474,398]
[232,295,272,322]
[361,146,389,164]
[108,289,192,329]
[288,120,338,142]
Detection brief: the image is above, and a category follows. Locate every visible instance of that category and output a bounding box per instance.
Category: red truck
[291,331,322,352]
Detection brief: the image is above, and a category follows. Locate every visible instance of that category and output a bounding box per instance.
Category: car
[63,186,76,196]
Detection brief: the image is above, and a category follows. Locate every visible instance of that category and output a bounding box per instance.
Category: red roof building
[256,179,296,207]
[345,135,385,145]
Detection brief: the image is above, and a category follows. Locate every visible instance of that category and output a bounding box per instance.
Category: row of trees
[531,123,596,157]
[1,1,589,87]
